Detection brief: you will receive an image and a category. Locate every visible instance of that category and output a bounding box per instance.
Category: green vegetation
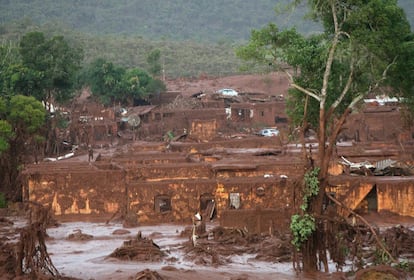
[0,22,246,78]
[301,167,320,211]
[0,29,171,200]
[0,32,81,200]
[0,1,411,78]
[1,0,412,40]
[290,214,316,251]
[83,58,165,106]
[395,260,414,276]
[0,0,321,41]
[290,167,319,250]
[0,192,6,208]
[18,31,83,104]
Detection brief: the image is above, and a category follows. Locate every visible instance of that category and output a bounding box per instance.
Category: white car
[216,88,238,96]
[259,128,280,137]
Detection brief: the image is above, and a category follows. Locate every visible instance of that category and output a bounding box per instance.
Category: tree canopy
[84,58,166,106]
[0,32,79,199]
[19,32,83,105]
[0,94,46,200]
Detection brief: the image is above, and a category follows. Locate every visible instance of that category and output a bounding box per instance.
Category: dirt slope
[165,73,290,97]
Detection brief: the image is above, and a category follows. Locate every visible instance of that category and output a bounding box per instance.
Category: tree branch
[346,58,396,111]
[320,2,341,110]
[326,193,398,264]
[285,70,321,101]
[369,57,397,94]
[331,57,355,110]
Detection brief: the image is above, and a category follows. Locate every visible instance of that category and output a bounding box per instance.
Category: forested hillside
[1,0,412,41]
[0,0,320,41]
[0,0,412,78]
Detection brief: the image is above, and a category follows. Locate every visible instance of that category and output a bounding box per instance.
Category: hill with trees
[0,1,412,78]
[0,0,318,41]
[1,0,412,41]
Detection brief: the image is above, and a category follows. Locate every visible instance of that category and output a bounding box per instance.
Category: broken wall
[220,208,291,234]
[230,101,287,129]
[137,108,227,140]
[341,107,411,143]
[23,163,125,215]
[377,181,414,217]
[329,176,414,217]
[127,176,298,224]
[190,119,217,141]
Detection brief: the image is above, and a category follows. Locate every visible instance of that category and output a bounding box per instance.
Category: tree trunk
[301,107,353,272]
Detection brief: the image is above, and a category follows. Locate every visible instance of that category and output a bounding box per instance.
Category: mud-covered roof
[126,105,158,116]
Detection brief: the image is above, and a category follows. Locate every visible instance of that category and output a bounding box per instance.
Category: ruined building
[22,89,414,233]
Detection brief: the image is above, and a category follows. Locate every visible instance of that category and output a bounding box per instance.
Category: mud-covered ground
[165,73,290,98]
[1,210,414,280]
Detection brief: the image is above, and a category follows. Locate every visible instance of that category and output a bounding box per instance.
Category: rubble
[339,156,414,176]
[354,265,406,280]
[108,231,165,262]
[182,225,292,266]
[382,225,414,259]
[133,269,164,280]
[66,229,93,241]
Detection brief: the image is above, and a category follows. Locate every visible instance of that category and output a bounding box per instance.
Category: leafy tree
[146,49,162,77]
[1,63,43,99]
[8,95,46,135]
[146,78,166,96]
[19,31,83,105]
[1,35,50,195]
[0,98,13,154]
[238,0,413,272]
[87,58,125,106]
[16,32,83,155]
[0,120,12,153]
[120,67,166,106]
[0,95,46,200]
[120,68,151,106]
[85,58,166,106]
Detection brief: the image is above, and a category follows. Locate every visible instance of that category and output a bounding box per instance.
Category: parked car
[216,88,238,96]
[259,128,280,137]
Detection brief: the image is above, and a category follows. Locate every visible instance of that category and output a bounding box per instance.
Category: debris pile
[183,226,292,266]
[354,264,406,280]
[133,268,164,280]
[0,240,17,278]
[382,225,414,259]
[108,231,165,261]
[0,207,81,280]
[339,157,414,176]
[66,229,93,241]
[0,204,80,279]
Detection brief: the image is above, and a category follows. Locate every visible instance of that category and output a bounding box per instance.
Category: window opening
[154,195,172,212]
[229,193,241,209]
[200,193,216,220]
[366,185,378,212]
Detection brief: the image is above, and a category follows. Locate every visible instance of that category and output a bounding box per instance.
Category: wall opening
[366,185,378,212]
[256,187,265,197]
[229,193,241,209]
[154,195,172,213]
[200,193,216,220]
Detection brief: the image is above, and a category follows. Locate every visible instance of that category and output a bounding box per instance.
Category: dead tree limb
[16,202,60,278]
[325,193,397,264]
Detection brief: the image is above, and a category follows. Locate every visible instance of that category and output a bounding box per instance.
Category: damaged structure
[21,87,414,234]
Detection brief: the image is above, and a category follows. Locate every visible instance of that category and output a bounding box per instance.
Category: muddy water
[2,212,413,280]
